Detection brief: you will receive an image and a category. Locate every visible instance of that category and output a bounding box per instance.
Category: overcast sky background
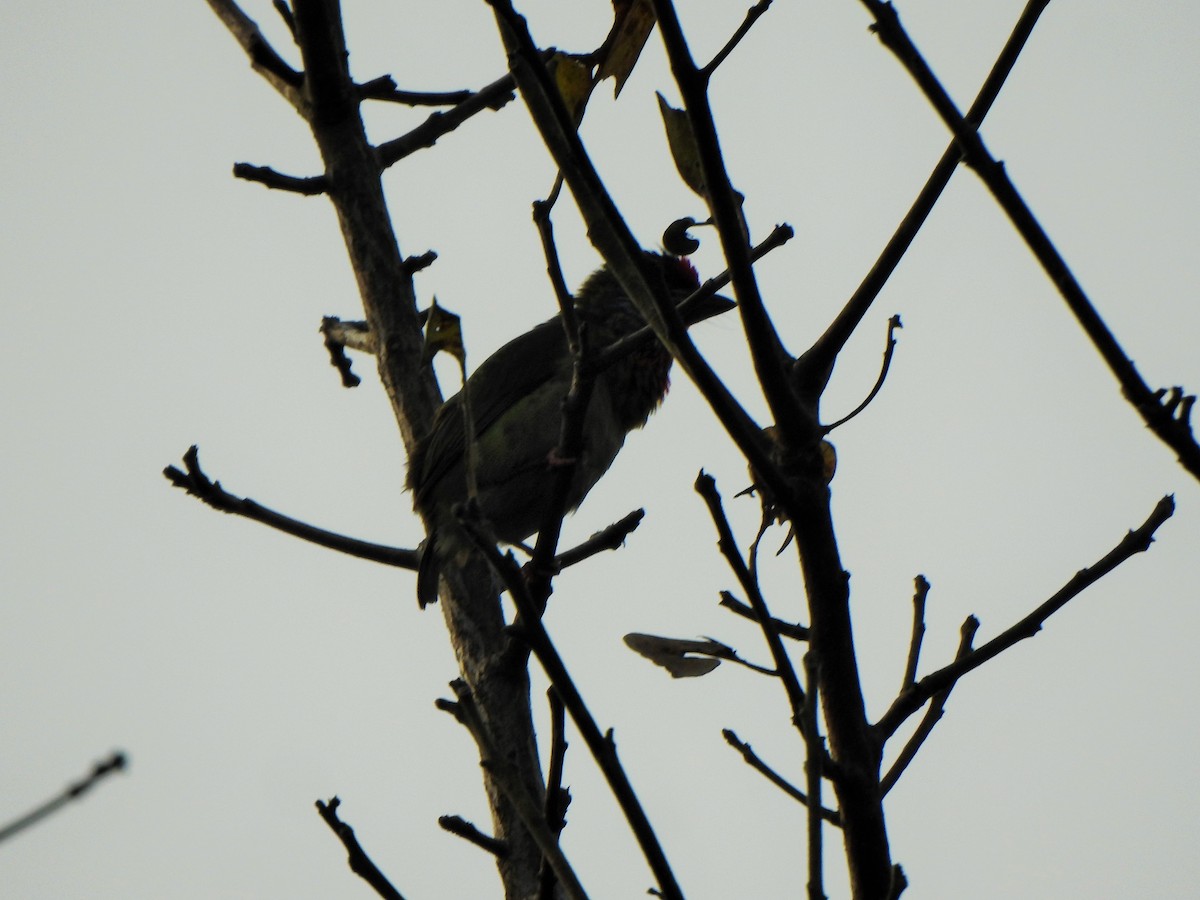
[3,1,1198,897]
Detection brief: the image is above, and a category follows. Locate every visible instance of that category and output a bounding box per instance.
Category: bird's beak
[680,291,736,326]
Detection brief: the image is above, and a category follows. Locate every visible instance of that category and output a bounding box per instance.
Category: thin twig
[804,651,827,900]
[538,689,570,900]
[438,815,509,858]
[164,446,419,570]
[721,730,841,826]
[720,591,809,641]
[0,752,127,845]
[315,797,406,900]
[357,76,472,106]
[272,0,296,39]
[881,616,977,795]
[553,509,645,570]
[375,70,520,169]
[824,314,902,431]
[233,163,328,194]
[701,0,773,79]
[695,472,808,724]
[900,575,930,691]
[524,205,594,610]
[876,495,1175,738]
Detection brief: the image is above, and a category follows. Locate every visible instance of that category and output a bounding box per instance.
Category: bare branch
[358,76,470,106]
[719,590,809,641]
[438,815,509,858]
[376,70,519,169]
[538,689,571,900]
[163,446,419,570]
[205,0,303,106]
[652,0,804,450]
[701,0,773,79]
[881,616,977,795]
[554,509,645,570]
[824,314,903,431]
[722,730,841,826]
[796,0,1051,397]
[876,496,1175,738]
[858,0,1200,482]
[803,652,826,900]
[695,472,808,721]
[454,522,683,900]
[0,752,127,845]
[315,797,406,900]
[899,575,930,691]
[439,682,588,900]
[272,0,296,39]
[233,162,328,194]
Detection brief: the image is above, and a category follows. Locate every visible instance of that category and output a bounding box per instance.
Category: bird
[407,250,733,607]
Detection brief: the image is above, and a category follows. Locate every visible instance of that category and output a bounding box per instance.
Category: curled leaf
[662,217,701,256]
[422,298,464,364]
[624,632,737,678]
[656,92,706,198]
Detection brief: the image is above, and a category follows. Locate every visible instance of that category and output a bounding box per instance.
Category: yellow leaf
[597,0,657,97]
[549,52,595,127]
[656,91,706,198]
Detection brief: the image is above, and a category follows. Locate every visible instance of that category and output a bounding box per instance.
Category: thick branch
[208,2,550,894]
[438,683,587,900]
[459,528,684,900]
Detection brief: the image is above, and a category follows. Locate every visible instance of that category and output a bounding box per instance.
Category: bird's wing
[409,316,570,501]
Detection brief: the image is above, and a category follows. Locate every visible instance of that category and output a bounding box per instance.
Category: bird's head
[575,251,734,336]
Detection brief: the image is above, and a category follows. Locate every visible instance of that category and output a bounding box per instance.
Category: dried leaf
[662,217,701,256]
[656,92,706,198]
[597,0,657,97]
[624,632,736,678]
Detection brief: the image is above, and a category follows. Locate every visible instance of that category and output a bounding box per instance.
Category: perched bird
[408,251,733,606]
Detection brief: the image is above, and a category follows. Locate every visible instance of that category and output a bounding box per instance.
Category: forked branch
[876,495,1175,739]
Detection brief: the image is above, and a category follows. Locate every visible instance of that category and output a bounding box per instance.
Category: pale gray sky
[2,1,1198,897]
